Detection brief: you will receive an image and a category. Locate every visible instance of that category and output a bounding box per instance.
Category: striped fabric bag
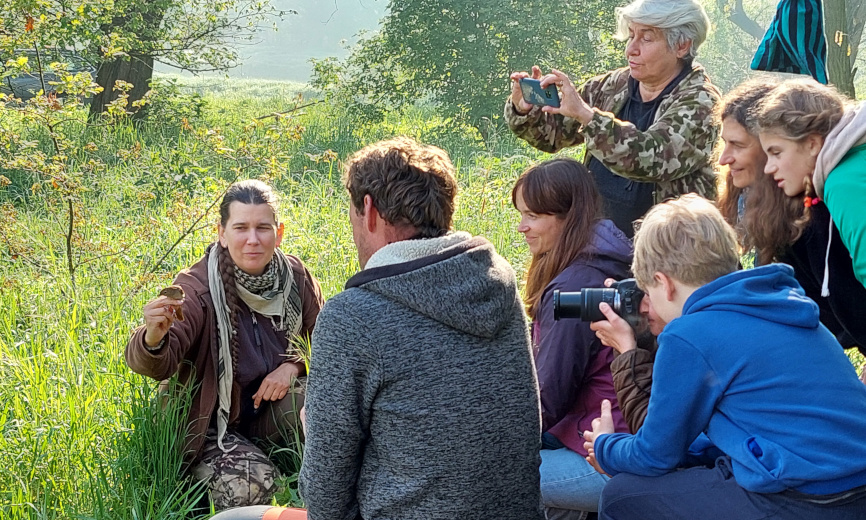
[751,0,828,83]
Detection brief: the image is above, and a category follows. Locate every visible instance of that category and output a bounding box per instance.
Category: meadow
[1,76,863,520]
[0,75,555,519]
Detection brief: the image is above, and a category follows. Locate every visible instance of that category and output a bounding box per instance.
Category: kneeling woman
[126,180,324,509]
[513,158,631,519]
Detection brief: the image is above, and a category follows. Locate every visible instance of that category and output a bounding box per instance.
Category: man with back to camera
[298,137,545,520]
[582,194,866,519]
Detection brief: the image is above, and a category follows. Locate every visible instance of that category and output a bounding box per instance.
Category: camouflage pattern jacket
[505,63,722,204]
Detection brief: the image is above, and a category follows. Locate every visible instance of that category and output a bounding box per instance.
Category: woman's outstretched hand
[142,293,185,348]
[539,69,595,125]
[509,65,542,115]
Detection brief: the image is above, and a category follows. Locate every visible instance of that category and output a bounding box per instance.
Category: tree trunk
[89,0,167,118]
[825,0,856,97]
[89,54,155,118]
[845,0,866,94]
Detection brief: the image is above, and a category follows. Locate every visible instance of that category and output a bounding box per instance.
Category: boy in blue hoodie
[583,194,866,519]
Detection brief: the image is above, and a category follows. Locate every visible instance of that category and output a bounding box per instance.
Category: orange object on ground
[262,507,307,520]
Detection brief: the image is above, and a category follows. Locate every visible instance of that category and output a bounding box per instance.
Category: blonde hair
[633,194,739,289]
[755,78,846,141]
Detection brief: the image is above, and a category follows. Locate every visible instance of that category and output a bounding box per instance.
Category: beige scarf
[207,245,302,452]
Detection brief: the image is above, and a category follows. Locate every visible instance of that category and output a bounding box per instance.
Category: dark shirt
[779,202,866,355]
[589,65,691,237]
[235,305,293,424]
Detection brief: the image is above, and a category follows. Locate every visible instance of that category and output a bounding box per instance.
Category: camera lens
[553,288,617,321]
[580,288,617,321]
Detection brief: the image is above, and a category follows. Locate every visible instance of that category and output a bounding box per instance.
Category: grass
[0,77,553,519]
[1,76,864,520]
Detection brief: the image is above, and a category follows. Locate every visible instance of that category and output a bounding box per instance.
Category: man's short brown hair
[344,137,457,238]
[633,194,739,289]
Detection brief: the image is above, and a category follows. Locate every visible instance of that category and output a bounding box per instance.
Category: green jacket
[505,63,722,204]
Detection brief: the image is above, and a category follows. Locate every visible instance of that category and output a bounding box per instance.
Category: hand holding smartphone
[519,78,560,108]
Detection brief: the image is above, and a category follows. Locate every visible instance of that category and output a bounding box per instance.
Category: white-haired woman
[506,0,721,238]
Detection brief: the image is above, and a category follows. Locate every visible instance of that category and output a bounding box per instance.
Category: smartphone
[519,78,560,108]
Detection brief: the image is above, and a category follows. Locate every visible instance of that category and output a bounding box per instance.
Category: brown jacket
[126,248,323,463]
[610,346,655,434]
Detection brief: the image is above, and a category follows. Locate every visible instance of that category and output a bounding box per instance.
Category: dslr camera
[553,278,644,328]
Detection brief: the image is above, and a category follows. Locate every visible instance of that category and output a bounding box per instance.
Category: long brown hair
[216,179,280,378]
[742,173,808,263]
[715,78,778,230]
[512,158,602,318]
[748,79,848,262]
[712,78,806,263]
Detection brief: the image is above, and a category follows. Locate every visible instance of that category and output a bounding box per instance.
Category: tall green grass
[0,77,555,519]
[1,77,863,520]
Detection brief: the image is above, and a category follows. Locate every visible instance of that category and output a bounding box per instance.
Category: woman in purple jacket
[513,158,633,520]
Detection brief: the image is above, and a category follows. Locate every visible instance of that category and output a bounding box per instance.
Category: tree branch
[255,100,321,120]
[135,170,240,296]
[66,198,76,289]
[718,0,765,40]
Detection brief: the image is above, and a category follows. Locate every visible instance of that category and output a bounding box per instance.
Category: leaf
[25,15,35,32]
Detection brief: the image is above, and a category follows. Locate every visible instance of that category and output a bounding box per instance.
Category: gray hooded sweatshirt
[300,232,544,520]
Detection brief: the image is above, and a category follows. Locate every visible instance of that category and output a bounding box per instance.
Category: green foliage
[1,0,289,118]
[1,1,106,59]
[87,0,288,73]
[87,380,209,520]
[137,77,207,125]
[311,0,624,133]
[0,72,553,518]
[0,0,287,72]
[698,0,775,93]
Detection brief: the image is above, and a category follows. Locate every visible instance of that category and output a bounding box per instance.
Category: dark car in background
[1,49,97,101]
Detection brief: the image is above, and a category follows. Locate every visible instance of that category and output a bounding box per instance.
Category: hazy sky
[231,0,385,80]
[157,0,386,81]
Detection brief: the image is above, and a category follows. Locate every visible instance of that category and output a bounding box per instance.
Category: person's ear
[218,223,227,247]
[675,40,692,59]
[275,222,284,248]
[655,272,676,302]
[363,194,378,233]
[805,133,824,158]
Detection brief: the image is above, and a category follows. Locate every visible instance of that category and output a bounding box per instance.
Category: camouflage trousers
[192,388,304,510]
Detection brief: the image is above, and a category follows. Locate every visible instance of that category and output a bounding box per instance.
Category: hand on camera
[590,300,638,355]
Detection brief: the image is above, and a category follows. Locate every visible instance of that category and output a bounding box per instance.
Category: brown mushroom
[159,285,186,321]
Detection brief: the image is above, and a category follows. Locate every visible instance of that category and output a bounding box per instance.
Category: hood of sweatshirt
[345,232,522,339]
[814,100,866,199]
[682,264,819,329]
[578,219,633,277]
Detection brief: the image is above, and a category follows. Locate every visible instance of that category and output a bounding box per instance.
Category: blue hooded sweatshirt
[595,264,866,495]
